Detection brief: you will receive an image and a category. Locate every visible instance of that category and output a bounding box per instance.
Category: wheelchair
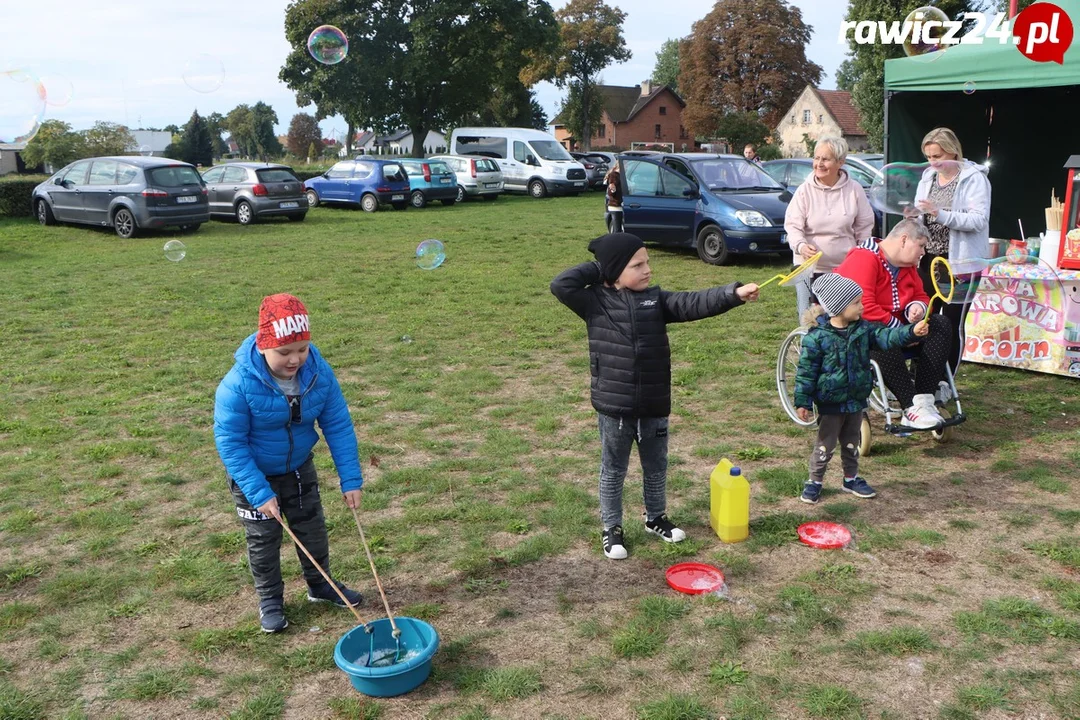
[776,325,967,455]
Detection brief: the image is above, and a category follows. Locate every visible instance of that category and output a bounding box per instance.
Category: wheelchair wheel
[777,328,816,427]
[932,406,954,443]
[859,414,872,457]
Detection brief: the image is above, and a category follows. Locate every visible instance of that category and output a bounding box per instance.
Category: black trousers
[228,455,330,602]
[869,314,952,410]
[918,253,979,374]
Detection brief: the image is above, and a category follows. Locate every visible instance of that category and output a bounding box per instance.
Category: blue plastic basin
[334,617,439,697]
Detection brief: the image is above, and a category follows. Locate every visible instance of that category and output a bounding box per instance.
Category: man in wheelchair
[837,220,952,430]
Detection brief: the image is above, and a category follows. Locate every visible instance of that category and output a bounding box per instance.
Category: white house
[128,130,173,157]
[0,142,26,175]
[339,128,447,157]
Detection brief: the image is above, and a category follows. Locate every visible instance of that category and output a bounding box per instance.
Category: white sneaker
[901,394,944,429]
[935,380,953,406]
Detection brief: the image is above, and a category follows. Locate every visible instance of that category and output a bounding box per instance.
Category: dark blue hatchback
[303,158,410,213]
[618,153,791,265]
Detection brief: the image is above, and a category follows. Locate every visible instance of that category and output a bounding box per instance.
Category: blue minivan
[304,158,410,212]
[398,158,458,208]
[618,153,791,265]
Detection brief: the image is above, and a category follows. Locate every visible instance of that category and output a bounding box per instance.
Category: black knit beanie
[588,232,645,284]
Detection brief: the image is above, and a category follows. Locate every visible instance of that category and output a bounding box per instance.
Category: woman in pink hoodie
[784,136,875,319]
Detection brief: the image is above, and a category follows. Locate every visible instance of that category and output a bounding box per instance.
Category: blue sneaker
[258,597,288,633]
[800,482,823,504]
[307,580,363,608]
[842,476,877,498]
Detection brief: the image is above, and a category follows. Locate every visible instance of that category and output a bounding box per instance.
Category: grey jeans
[809,412,862,483]
[228,455,330,602]
[597,413,669,529]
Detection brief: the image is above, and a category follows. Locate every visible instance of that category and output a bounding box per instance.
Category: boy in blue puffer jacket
[214,293,364,633]
[794,275,927,504]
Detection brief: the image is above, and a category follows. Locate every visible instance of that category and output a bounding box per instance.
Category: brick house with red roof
[552,81,691,151]
[775,86,870,158]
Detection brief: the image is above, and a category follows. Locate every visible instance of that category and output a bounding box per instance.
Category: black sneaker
[259,598,288,633]
[602,525,627,559]
[842,476,877,498]
[643,513,686,543]
[307,580,363,608]
[800,481,823,504]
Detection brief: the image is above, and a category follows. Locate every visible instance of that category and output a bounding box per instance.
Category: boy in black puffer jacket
[794,275,928,504]
[551,233,759,559]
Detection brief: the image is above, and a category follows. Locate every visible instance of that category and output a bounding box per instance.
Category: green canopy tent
[884,0,1080,239]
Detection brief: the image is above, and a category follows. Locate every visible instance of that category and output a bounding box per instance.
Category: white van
[449,127,588,198]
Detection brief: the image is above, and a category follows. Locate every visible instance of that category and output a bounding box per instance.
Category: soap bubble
[0,69,47,143]
[139,145,153,157]
[401,335,413,344]
[163,239,187,262]
[307,25,349,65]
[903,6,950,57]
[183,54,225,93]
[963,81,976,95]
[415,239,445,270]
[869,161,963,216]
[40,74,73,107]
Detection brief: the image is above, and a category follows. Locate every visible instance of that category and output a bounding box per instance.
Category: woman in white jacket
[913,127,991,380]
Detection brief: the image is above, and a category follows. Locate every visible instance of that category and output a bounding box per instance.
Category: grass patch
[636,693,714,720]
[845,626,936,656]
[801,684,864,719]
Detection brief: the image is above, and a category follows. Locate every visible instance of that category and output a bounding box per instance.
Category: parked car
[617,153,791,265]
[449,127,587,197]
[397,158,458,208]
[429,154,504,202]
[849,153,884,172]
[570,151,609,189]
[32,156,208,238]
[303,158,410,212]
[200,162,307,224]
[761,158,883,236]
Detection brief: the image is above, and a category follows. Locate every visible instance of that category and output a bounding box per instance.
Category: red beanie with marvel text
[256,293,311,349]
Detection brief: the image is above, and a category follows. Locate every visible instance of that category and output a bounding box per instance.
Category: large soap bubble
[869,161,965,216]
[307,26,349,65]
[183,54,225,93]
[415,239,446,270]
[903,6,950,57]
[0,69,47,144]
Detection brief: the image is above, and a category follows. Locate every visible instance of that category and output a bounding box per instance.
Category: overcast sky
[0,0,850,142]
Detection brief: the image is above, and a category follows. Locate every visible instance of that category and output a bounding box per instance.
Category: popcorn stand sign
[963,261,1080,377]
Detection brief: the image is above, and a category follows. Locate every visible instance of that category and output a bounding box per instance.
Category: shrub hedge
[0,175,47,218]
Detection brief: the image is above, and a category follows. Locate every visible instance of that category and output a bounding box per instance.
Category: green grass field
[1,194,1079,719]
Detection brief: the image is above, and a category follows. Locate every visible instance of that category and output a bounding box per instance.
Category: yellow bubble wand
[759,250,824,288]
[916,255,954,331]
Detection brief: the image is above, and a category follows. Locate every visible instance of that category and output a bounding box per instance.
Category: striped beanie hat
[812,274,863,317]
[256,293,311,349]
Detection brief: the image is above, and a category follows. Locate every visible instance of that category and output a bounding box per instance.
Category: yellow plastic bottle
[709,458,749,543]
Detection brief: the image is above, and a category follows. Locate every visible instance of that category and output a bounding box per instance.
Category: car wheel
[36,199,55,226]
[455,185,466,203]
[287,213,306,222]
[235,200,254,225]
[361,194,379,213]
[179,224,201,233]
[392,203,408,211]
[695,225,728,265]
[528,179,547,198]
[305,189,320,208]
[440,199,455,207]
[410,190,427,208]
[113,208,137,239]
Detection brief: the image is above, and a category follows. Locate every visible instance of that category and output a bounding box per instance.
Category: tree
[21,120,86,169]
[177,110,213,166]
[652,38,681,95]
[558,81,604,149]
[528,0,631,150]
[206,113,228,158]
[81,122,135,157]
[287,112,323,158]
[681,0,822,138]
[714,111,772,153]
[839,0,981,150]
[224,103,281,160]
[280,0,559,158]
[307,141,320,161]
